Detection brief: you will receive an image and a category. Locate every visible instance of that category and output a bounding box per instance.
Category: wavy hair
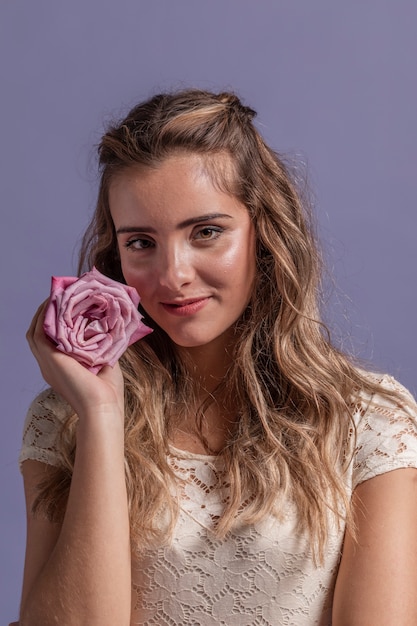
[35,89,393,561]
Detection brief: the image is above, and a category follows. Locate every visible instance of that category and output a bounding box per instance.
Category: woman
[17,89,417,625]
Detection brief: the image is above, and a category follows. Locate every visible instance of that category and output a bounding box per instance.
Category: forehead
[109,150,238,196]
[108,152,247,226]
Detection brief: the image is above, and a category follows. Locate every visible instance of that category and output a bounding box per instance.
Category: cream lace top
[19,375,417,625]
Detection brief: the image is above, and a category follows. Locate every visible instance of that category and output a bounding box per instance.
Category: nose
[157,244,195,291]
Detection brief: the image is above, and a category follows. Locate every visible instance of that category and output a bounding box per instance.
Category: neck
[177,334,235,394]
[171,332,240,454]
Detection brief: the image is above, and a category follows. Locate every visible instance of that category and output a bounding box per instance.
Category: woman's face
[109,153,256,351]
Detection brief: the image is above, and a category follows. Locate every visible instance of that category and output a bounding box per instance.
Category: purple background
[1,1,416,620]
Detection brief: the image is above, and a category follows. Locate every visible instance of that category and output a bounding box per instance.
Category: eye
[124,237,154,250]
[195,226,223,240]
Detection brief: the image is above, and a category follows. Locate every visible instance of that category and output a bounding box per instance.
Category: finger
[26,300,56,360]
[26,299,49,341]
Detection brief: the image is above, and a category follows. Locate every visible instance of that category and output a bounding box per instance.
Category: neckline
[168,443,220,462]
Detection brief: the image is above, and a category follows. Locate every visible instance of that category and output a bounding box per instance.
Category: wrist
[76,405,126,437]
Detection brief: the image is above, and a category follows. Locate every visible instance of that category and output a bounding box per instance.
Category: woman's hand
[26,301,125,420]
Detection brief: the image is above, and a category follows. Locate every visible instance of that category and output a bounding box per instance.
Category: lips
[160,297,211,316]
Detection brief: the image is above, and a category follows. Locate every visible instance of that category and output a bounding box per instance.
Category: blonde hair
[35,89,392,561]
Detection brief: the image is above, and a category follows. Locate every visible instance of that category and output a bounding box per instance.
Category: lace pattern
[351,375,417,489]
[19,375,417,624]
[131,460,339,625]
[19,388,73,468]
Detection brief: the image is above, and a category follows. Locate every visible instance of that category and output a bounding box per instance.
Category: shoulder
[19,387,75,470]
[350,372,417,489]
[333,375,417,621]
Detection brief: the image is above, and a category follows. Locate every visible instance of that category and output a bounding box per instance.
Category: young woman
[17,89,417,625]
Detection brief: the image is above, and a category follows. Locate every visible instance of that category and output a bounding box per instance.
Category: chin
[171,337,214,349]
[169,328,235,351]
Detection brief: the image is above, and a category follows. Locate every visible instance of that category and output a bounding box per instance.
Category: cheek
[120,264,152,297]
[219,232,256,282]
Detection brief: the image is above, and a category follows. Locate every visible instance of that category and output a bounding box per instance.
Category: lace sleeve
[19,388,74,470]
[352,375,417,489]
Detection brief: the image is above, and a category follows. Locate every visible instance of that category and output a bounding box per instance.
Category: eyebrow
[115,213,234,235]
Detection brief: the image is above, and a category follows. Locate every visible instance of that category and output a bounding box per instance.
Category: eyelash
[195,226,223,240]
[124,226,224,250]
[124,238,153,250]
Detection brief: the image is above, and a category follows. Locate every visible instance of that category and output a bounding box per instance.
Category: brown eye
[195,226,223,240]
[125,238,154,250]
[200,228,214,238]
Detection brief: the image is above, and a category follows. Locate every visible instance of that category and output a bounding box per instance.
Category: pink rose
[43,267,152,373]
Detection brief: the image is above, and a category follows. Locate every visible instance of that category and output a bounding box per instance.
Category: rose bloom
[43,267,152,373]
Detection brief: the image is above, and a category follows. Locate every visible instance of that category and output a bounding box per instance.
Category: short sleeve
[352,375,417,489]
[19,388,75,470]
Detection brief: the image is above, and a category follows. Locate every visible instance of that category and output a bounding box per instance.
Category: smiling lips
[161,297,211,316]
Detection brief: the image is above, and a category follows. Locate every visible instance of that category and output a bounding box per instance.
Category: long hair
[35,89,394,561]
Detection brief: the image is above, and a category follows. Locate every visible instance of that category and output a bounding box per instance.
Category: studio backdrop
[1,1,416,621]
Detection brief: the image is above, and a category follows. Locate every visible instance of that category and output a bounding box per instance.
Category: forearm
[20,410,131,626]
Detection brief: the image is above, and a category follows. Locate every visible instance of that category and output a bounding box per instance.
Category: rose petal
[43,267,152,373]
